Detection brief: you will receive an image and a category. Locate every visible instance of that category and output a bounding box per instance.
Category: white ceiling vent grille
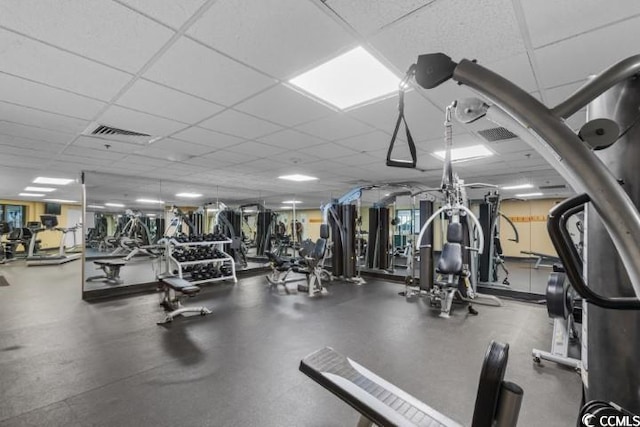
[82,123,160,145]
[477,127,518,142]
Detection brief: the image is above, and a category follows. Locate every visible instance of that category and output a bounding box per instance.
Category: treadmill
[26,215,82,266]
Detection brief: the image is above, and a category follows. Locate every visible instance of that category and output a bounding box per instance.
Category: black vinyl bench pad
[94,260,127,267]
[161,277,201,295]
[300,347,462,427]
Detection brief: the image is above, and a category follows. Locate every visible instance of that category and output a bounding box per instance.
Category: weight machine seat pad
[94,260,127,267]
[161,277,201,295]
[446,223,463,244]
[436,243,463,275]
[300,347,462,427]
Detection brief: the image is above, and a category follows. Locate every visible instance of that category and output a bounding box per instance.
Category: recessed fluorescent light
[44,198,78,203]
[33,177,74,185]
[282,200,302,204]
[147,213,156,216]
[88,205,105,209]
[278,174,318,182]
[433,144,493,162]
[515,192,544,197]
[19,193,44,197]
[105,202,125,208]
[279,206,293,210]
[502,184,534,190]
[176,192,202,198]
[25,186,56,192]
[289,46,400,110]
[136,198,164,204]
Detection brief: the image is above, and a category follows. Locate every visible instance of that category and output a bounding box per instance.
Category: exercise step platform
[300,347,462,427]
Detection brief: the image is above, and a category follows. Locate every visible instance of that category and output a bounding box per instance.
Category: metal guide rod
[552,54,640,118]
[452,58,640,298]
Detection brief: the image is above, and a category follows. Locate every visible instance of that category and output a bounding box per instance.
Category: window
[1,204,26,229]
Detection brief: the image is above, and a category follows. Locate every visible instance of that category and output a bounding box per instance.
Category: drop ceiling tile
[303,142,359,160]
[371,0,525,72]
[257,129,325,150]
[63,146,128,161]
[199,109,282,139]
[72,136,141,154]
[204,150,259,165]
[421,80,476,112]
[172,126,243,149]
[0,29,132,100]
[225,141,287,158]
[117,0,207,29]
[146,137,215,156]
[349,91,444,141]
[521,0,640,48]
[0,134,65,153]
[488,140,533,154]
[325,0,433,35]
[116,79,224,124]
[55,154,115,167]
[0,144,54,160]
[334,130,392,153]
[144,37,276,105]
[98,105,186,136]
[295,113,373,141]
[484,53,538,92]
[240,158,283,172]
[0,0,174,73]
[543,81,586,107]
[332,151,380,166]
[0,73,107,120]
[535,16,640,88]
[0,101,89,134]
[234,85,331,127]
[121,154,174,167]
[182,155,227,168]
[187,0,354,78]
[0,121,73,144]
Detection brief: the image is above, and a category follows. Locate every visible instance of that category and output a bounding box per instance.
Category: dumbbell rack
[162,238,237,285]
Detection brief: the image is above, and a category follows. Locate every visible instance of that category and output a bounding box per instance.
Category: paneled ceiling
[0,0,638,208]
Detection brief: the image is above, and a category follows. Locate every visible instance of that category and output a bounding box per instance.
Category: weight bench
[86,260,127,285]
[520,251,561,269]
[300,341,522,426]
[158,276,212,324]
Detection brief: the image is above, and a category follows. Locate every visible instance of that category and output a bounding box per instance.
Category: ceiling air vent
[539,184,567,190]
[477,127,518,142]
[82,123,160,145]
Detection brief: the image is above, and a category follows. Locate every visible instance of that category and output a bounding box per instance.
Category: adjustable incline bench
[158,276,212,324]
[299,341,522,426]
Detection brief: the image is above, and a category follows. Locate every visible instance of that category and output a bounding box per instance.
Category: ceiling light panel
[19,193,44,197]
[24,186,56,192]
[34,177,74,185]
[502,184,534,190]
[515,192,544,197]
[433,145,493,162]
[289,46,400,110]
[176,193,203,198]
[136,198,164,204]
[278,174,318,182]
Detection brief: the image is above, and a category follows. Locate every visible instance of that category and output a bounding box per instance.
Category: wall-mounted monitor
[44,203,61,215]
